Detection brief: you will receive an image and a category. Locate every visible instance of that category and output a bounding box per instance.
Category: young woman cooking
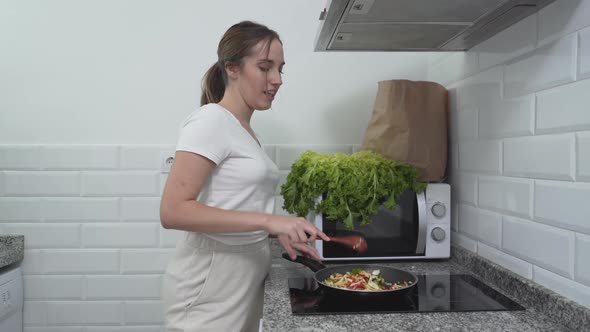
[160,21,329,332]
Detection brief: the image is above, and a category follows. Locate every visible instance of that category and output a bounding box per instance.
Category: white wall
[429,0,590,308]
[0,0,430,330]
[0,0,428,145]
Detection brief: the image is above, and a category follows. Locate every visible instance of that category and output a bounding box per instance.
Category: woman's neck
[218,90,254,126]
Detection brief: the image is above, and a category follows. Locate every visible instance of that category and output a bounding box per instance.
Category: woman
[160,21,329,332]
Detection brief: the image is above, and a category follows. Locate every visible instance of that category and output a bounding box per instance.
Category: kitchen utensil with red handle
[327,234,368,253]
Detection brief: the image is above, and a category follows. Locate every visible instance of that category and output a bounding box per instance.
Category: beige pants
[162,233,271,332]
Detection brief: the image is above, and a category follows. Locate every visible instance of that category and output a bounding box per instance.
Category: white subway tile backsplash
[124,301,164,324]
[43,249,119,274]
[503,216,574,278]
[24,301,46,326]
[478,176,532,218]
[276,145,351,170]
[24,276,85,300]
[577,132,590,181]
[432,7,590,309]
[427,51,479,86]
[451,231,478,253]
[451,203,459,231]
[428,52,447,67]
[478,242,533,279]
[4,171,80,196]
[456,204,501,248]
[580,27,590,79]
[25,328,85,332]
[576,233,590,286]
[478,96,534,138]
[458,204,478,239]
[452,67,503,108]
[159,228,183,248]
[82,224,158,248]
[2,224,81,248]
[263,145,276,163]
[452,143,459,170]
[159,174,168,195]
[504,35,576,98]
[458,140,501,174]
[477,209,502,249]
[121,145,171,170]
[21,250,43,274]
[0,145,41,170]
[536,78,590,133]
[83,171,159,196]
[456,108,478,140]
[535,180,590,234]
[121,197,160,222]
[42,198,119,222]
[121,249,174,273]
[86,328,162,332]
[41,146,119,170]
[475,13,537,71]
[533,265,590,308]
[0,198,41,222]
[47,301,122,325]
[503,134,574,180]
[86,276,161,300]
[455,172,477,205]
[538,0,590,45]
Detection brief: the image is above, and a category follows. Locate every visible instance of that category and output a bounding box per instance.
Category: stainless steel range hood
[314,0,558,51]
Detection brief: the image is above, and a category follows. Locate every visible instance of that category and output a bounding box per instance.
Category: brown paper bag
[361,80,448,182]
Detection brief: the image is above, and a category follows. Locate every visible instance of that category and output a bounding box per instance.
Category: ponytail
[200,63,225,106]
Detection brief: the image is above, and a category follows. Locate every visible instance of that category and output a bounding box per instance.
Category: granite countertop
[0,235,25,269]
[262,244,580,332]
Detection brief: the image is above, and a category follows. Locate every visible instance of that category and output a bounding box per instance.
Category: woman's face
[233,38,284,111]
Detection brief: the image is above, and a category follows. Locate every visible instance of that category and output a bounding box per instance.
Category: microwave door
[415,191,427,255]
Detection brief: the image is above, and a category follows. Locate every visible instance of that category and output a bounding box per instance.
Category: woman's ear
[225,62,240,80]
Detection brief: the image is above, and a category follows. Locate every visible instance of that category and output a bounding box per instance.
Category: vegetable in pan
[323,268,413,291]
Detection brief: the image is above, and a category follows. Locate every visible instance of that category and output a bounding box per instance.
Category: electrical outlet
[160,151,175,173]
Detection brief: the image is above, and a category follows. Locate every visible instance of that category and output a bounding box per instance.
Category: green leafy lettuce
[280,150,426,230]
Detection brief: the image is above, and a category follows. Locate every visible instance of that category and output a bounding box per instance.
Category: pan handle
[281,253,326,272]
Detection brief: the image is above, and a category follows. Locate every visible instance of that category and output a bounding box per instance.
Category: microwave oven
[313,183,450,261]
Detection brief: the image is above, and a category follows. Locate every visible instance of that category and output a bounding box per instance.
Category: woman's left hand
[278,234,322,261]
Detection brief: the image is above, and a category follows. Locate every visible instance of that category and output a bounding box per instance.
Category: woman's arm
[160,151,329,246]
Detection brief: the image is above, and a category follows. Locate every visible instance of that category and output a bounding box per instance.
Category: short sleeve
[175,107,231,164]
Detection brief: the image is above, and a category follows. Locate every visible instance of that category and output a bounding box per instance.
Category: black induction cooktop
[288,274,524,315]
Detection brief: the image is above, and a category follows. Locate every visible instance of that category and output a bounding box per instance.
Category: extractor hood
[314,0,558,51]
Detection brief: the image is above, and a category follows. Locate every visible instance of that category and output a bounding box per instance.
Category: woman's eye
[259,67,270,72]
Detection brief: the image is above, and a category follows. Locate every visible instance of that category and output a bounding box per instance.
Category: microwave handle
[415,191,427,254]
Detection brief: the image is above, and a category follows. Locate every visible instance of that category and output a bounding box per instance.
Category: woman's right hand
[278,233,324,261]
[264,215,330,245]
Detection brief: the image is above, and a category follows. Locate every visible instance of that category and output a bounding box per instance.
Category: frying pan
[283,253,418,299]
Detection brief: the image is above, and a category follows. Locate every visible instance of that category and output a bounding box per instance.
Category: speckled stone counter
[262,242,580,332]
[0,235,24,269]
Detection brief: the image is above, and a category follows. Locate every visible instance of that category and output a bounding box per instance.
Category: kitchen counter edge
[0,235,25,269]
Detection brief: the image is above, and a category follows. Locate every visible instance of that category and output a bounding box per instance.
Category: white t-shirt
[175,103,280,245]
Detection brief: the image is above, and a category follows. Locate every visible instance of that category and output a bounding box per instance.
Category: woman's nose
[269,69,283,86]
